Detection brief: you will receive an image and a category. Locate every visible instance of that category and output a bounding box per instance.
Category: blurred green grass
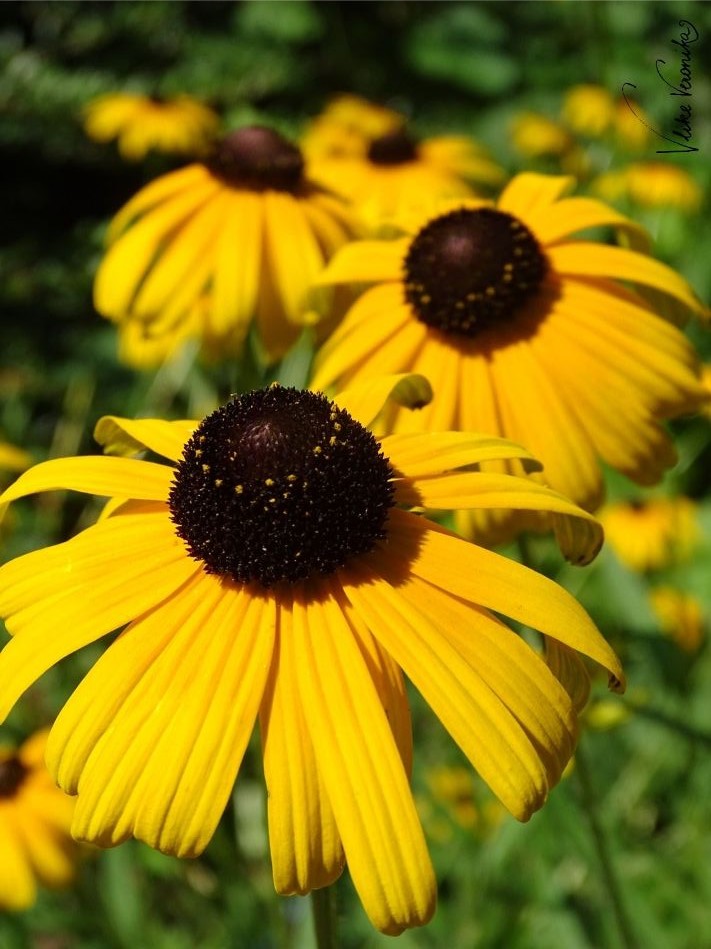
[1,2,710,946]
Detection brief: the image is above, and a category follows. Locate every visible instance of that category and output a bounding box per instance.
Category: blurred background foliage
[1,1,710,947]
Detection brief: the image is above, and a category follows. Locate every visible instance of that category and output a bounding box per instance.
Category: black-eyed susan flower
[599,496,700,573]
[301,93,404,161]
[94,126,355,366]
[312,173,707,543]
[306,115,503,232]
[593,162,702,213]
[650,587,705,653]
[561,84,617,139]
[0,377,623,935]
[0,729,77,911]
[83,92,220,161]
[510,111,574,160]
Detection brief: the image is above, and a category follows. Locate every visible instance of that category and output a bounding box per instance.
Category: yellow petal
[527,196,648,247]
[498,173,575,219]
[211,190,263,336]
[0,819,36,910]
[383,431,540,478]
[0,514,198,720]
[314,239,409,285]
[94,416,195,461]
[342,565,552,819]
[58,574,275,858]
[333,373,432,428]
[548,243,705,317]
[544,639,591,713]
[0,456,172,506]
[388,509,625,690]
[12,806,75,887]
[260,593,344,895]
[292,581,435,935]
[0,442,31,472]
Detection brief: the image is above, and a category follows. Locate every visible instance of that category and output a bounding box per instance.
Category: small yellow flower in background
[304,96,503,232]
[0,376,622,935]
[700,364,711,420]
[301,93,404,161]
[599,496,700,573]
[613,96,651,151]
[425,765,478,832]
[94,125,355,366]
[83,92,220,161]
[593,162,702,213]
[584,699,632,731]
[650,587,705,653]
[1,441,31,530]
[0,729,78,911]
[511,112,574,159]
[561,84,616,139]
[312,173,707,546]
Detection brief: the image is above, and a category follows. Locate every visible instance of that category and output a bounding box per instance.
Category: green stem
[311,886,338,949]
[575,740,636,949]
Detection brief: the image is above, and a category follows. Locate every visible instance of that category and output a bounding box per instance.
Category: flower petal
[314,239,410,285]
[334,374,432,428]
[211,190,263,336]
[527,197,648,247]
[55,573,275,857]
[386,509,625,689]
[548,243,705,317]
[292,580,435,935]
[260,593,344,895]
[498,173,575,219]
[0,456,172,506]
[0,819,36,910]
[0,514,198,720]
[94,416,195,461]
[383,431,540,478]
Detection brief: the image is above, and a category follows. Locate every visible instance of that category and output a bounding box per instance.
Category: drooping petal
[260,593,344,895]
[382,431,540,478]
[53,573,275,858]
[334,373,432,428]
[548,242,705,317]
[527,196,648,247]
[94,416,195,461]
[292,580,435,935]
[0,456,172,506]
[341,565,552,819]
[385,509,625,689]
[0,819,36,910]
[211,190,263,336]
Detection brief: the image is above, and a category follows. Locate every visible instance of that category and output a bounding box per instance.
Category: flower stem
[574,739,636,949]
[311,886,338,949]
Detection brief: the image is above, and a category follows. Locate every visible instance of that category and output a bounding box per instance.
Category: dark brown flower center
[168,386,394,587]
[0,756,28,798]
[367,129,419,165]
[206,126,305,192]
[403,207,548,338]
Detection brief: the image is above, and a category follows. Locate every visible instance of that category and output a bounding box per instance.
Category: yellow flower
[94,126,355,365]
[0,729,78,911]
[599,496,700,573]
[511,112,574,159]
[650,587,705,653]
[425,765,479,833]
[0,377,622,935]
[83,92,220,161]
[312,173,707,545]
[701,364,711,420]
[594,162,702,213]
[0,441,31,530]
[307,121,503,232]
[561,84,616,138]
[301,94,404,161]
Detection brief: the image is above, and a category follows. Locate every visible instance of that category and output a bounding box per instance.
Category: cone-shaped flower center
[0,756,27,798]
[206,126,305,192]
[367,129,419,165]
[404,208,548,338]
[169,386,395,586]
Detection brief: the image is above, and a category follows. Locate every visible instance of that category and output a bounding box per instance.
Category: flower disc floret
[367,129,419,165]
[0,756,28,797]
[206,125,305,192]
[404,207,548,338]
[168,386,395,586]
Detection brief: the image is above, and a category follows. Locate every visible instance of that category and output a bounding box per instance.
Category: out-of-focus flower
[593,163,702,213]
[562,85,616,139]
[83,93,220,161]
[307,96,503,232]
[584,699,632,731]
[94,126,355,366]
[650,587,705,652]
[301,94,404,161]
[0,729,78,911]
[613,97,651,151]
[700,364,711,420]
[599,496,700,572]
[0,441,31,530]
[313,173,707,546]
[511,112,574,159]
[0,377,622,935]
